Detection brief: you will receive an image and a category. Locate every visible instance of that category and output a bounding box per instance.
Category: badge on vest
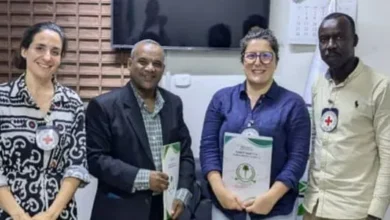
[320,108,338,132]
[36,126,60,151]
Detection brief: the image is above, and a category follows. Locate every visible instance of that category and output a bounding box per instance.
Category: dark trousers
[149,194,164,220]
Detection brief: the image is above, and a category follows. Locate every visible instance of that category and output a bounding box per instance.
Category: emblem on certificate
[320,108,338,132]
[36,126,59,151]
[235,163,256,183]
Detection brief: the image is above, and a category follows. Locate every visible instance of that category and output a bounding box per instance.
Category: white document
[161,142,181,220]
[222,132,273,202]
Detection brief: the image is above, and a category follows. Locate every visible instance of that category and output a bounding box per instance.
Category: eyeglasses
[243,51,274,64]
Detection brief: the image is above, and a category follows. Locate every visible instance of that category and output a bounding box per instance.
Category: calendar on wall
[288,0,357,45]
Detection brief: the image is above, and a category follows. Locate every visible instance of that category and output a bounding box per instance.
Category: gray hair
[130,39,165,60]
[240,29,279,63]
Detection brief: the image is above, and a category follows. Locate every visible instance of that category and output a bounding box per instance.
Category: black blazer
[86,82,195,220]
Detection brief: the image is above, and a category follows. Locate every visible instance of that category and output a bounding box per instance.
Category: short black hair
[12,22,67,70]
[322,12,356,35]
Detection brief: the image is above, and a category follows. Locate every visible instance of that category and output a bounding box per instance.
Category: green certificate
[161,142,181,220]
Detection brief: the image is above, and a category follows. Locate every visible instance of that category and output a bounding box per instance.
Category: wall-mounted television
[111,0,271,50]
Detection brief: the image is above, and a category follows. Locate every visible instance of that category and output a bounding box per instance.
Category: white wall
[76,1,390,219]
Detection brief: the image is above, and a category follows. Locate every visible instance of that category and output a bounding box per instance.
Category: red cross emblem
[321,110,338,132]
[43,135,53,145]
[325,116,333,126]
[36,129,59,151]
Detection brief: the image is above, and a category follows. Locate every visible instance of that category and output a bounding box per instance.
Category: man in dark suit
[86,39,195,220]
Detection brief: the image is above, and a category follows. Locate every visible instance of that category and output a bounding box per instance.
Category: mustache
[324,51,341,56]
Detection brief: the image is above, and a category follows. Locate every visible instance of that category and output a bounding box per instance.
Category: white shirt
[304,59,390,219]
